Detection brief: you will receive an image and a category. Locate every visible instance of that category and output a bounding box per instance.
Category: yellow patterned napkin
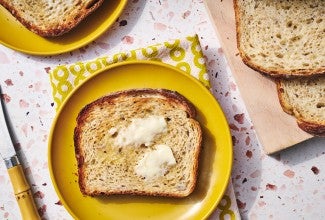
[50,35,209,110]
[49,34,240,219]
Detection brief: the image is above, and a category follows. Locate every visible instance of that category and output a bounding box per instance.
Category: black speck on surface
[119,20,128,26]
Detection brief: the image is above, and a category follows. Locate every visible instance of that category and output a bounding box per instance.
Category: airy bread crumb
[234,0,325,77]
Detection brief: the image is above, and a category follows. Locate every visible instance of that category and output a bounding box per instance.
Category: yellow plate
[0,1,127,55]
[48,61,233,220]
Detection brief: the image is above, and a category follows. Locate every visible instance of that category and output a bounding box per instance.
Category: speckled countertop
[0,1,324,219]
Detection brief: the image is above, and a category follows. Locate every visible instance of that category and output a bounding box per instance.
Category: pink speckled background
[0,1,324,219]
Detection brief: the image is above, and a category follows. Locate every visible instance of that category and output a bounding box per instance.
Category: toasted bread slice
[234,0,325,77]
[74,89,202,197]
[0,0,104,37]
[277,76,325,136]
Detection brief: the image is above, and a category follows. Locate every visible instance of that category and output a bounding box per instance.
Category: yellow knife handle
[7,165,40,220]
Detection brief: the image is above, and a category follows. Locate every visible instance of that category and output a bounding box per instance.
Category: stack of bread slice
[234,0,325,136]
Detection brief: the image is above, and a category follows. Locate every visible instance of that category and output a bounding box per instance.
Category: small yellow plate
[48,61,233,220]
[0,1,127,55]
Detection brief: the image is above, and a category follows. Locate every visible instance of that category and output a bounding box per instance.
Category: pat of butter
[115,116,167,147]
[135,144,176,180]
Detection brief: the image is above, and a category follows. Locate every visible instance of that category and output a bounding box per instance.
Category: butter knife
[0,86,40,220]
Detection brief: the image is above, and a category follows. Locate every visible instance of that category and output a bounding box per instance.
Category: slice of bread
[234,0,325,77]
[74,89,202,197]
[277,76,325,136]
[0,0,104,37]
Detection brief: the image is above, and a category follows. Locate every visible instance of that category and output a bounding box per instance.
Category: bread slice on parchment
[74,89,202,197]
[277,76,325,136]
[0,0,104,37]
[234,0,325,77]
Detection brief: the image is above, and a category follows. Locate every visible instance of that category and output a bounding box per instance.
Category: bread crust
[239,52,325,78]
[74,88,202,197]
[0,0,104,37]
[276,82,294,115]
[233,0,325,78]
[297,120,325,137]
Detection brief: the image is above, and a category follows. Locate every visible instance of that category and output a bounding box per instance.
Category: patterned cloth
[49,34,240,219]
[50,35,209,110]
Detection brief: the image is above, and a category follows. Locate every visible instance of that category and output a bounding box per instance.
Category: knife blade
[0,85,40,220]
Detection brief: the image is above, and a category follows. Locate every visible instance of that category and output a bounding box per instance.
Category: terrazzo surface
[0,1,324,219]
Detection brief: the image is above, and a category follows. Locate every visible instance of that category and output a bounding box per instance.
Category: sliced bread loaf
[277,76,325,136]
[234,0,325,136]
[234,0,325,77]
[74,89,202,197]
[0,0,104,37]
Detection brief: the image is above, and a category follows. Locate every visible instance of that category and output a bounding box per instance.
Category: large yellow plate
[0,0,127,55]
[48,61,233,219]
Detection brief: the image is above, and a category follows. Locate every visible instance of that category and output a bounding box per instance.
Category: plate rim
[48,60,233,219]
[0,0,128,55]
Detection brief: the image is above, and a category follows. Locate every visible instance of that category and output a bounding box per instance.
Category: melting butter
[135,144,176,180]
[114,115,167,147]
